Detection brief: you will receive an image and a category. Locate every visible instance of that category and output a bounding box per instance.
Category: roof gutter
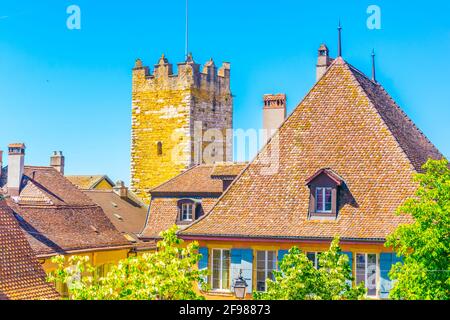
[35,244,134,259]
[179,234,386,245]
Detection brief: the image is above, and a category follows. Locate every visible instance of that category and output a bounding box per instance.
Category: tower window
[157,142,163,156]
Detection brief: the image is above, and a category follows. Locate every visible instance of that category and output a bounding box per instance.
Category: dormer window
[306,168,345,220]
[177,199,203,224]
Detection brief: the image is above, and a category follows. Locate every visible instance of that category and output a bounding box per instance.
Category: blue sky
[0,0,449,184]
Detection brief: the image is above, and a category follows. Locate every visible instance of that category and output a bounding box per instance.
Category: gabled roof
[66,175,115,190]
[1,167,131,256]
[83,190,149,244]
[0,199,59,300]
[180,57,443,241]
[139,197,218,239]
[150,165,225,196]
[305,168,344,186]
[210,162,248,180]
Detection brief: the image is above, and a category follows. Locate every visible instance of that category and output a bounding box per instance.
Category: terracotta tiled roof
[140,197,218,239]
[66,175,114,190]
[0,199,59,300]
[140,163,246,239]
[83,190,148,242]
[210,162,248,179]
[1,167,131,256]
[150,165,224,196]
[180,57,443,241]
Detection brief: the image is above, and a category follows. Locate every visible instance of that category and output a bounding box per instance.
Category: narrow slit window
[157,142,163,156]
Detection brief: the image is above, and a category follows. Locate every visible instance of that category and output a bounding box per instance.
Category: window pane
[267,251,276,281]
[316,188,324,211]
[356,254,366,286]
[307,252,316,267]
[325,188,332,212]
[256,251,266,291]
[367,254,377,296]
[222,250,230,290]
[212,250,221,289]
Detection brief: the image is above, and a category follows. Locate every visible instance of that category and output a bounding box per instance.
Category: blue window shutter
[342,251,353,270]
[277,250,289,269]
[198,247,209,288]
[230,249,243,291]
[241,249,253,294]
[380,253,394,299]
[342,252,353,286]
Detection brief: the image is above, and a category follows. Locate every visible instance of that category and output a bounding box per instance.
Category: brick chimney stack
[113,180,128,199]
[316,44,332,81]
[50,151,65,175]
[262,94,287,145]
[7,143,25,196]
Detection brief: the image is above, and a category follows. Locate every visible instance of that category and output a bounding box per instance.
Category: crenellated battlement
[132,54,230,92]
[131,53,233,203]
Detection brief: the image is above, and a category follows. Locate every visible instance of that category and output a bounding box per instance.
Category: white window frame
[211,249,230,291]
[180,203,194,221]
[307,252,320,268]
[256,250,276,292]
[356,253,379,298]
[316,187,333,213]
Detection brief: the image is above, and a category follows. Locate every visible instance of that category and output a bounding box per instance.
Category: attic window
[177,199,201,224]
[316,187,332,213]
[90,225,99,234]
[181,203,194,222]
[306,169,344,220]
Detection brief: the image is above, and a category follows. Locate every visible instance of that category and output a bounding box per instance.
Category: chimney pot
[262,94,287,145]
[113,180,128,199]
[316,44,332,81]
[7,143,26,196]
[50,151,65,175]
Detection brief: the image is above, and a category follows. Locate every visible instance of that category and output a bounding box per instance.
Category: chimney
[113,180,128,199]
[50,151,65,175]
[7,143,25,196]
[262,94,287,144]
[316,44,332,81]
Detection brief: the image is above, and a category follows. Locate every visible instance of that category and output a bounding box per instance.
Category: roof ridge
[181,60,346,235]
[150,165,200,193]
[345,62,443,171]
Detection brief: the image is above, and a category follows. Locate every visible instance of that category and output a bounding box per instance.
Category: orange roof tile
[1,167,131,256]
[180,57,443,241]
[0,199,59,300]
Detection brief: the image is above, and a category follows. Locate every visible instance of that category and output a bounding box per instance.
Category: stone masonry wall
[131,55,232,203]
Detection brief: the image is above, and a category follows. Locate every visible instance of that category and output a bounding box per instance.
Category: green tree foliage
[254,237,366,300]
[48,226,207,300]
[386,159,450,300]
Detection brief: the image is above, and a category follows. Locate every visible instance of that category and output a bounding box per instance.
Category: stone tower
[131,54,233,202]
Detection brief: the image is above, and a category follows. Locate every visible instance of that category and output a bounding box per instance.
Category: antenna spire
[372,49,377,83]
[338,20,342,57]
[185,0,189,60]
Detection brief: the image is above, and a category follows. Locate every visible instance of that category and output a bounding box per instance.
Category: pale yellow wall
[93,179,114,190]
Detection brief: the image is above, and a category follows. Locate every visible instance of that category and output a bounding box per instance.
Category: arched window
[157,142,163,156]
